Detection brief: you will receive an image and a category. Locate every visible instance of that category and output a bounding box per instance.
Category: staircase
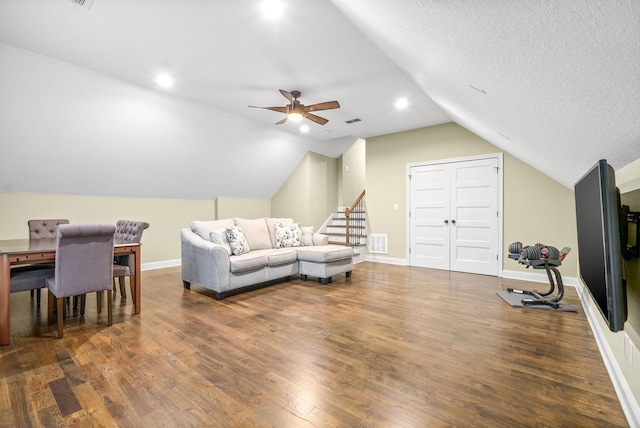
[319,190,367,263]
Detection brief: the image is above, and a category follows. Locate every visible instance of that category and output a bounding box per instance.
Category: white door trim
[406,153,503,276]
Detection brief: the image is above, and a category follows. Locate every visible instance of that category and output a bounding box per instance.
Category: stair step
[326,225,365,231]
[324,231,368,237]
[328,236,367,245]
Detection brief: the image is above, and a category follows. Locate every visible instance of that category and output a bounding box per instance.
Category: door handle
[444,220,449,224]
[451,219,456,224]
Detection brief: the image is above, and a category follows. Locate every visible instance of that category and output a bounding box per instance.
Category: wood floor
[0,262,629,427]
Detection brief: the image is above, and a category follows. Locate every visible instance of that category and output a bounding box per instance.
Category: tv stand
[507,243,571,309]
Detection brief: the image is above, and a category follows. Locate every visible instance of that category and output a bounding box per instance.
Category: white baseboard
[502,269,578,287]
[365,255,407,265]
[141,259,181,271]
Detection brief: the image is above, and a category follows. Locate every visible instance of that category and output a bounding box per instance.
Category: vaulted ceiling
[1,0,638,189]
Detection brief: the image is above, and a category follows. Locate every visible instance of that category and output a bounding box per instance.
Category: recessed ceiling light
[155,73,174,88]
[261,0,283,19]
[395,98,408,109]
[299,124,309,133]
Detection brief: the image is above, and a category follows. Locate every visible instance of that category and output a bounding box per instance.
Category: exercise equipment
[507,242,571,309]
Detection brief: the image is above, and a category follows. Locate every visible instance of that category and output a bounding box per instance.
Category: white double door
[409,155,501,276]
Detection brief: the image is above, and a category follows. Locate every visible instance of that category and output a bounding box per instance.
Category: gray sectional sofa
[180,217,353,300]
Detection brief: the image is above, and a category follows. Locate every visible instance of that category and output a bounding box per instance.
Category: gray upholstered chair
[10,269,54,305]
[28,219,70,239]
[112,220,149,301]
[46,224,116,339]
[9,219,71,305]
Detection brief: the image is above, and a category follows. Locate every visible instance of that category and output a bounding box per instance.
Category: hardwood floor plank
[0,263,630,427]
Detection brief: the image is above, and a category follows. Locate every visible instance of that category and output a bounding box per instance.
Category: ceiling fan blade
[279,89,293,102]
[305,113,329,125]
[304,101,340,112]
[248,105,287,113]
[275,116,288,125]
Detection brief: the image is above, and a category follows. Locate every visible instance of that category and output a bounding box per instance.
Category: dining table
[0,238,141,346]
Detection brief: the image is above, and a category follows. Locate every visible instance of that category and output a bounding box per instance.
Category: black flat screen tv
[574,159,627,332]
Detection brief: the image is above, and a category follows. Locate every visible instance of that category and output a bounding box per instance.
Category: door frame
[406,153,504,276]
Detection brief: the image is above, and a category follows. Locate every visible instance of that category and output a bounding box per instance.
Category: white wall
[0,42,350,200]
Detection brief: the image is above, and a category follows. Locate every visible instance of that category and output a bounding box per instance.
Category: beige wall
[271,152,339,230]
[365,122,578,277]
[338,138,366,207]
[0,192,214,264]
[215,197,271,220]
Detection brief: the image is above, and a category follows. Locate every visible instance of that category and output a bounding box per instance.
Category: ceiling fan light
[288,112,303,122]
[155,73,174,88]
[261,0,283,19]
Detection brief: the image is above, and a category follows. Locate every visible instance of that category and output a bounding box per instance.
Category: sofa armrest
[312,233,329,246]
[181,228,230,292]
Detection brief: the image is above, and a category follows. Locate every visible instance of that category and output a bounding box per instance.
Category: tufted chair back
[28,219,70,240]
[114,220,150,273]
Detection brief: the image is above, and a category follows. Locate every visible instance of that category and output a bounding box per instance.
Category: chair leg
[36,289,41,306]
[107,290,113,326]
[48,291,55,325]
[119,276,126,299]
[97,291,103,314]
[57,297,64,339]
[129,275,136,305]
[113,278,117,293]
[80,295,86,316]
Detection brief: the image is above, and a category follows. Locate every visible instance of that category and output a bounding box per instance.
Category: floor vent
[369,234,388,254]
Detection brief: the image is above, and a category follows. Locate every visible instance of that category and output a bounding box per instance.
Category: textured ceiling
[1,0,638,188]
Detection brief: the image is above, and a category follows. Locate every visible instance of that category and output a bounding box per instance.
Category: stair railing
[344,190,365,247]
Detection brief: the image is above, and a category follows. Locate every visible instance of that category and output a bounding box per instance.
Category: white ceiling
[1,0,638,188]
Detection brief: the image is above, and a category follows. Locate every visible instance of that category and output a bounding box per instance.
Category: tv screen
[574,159,627,332]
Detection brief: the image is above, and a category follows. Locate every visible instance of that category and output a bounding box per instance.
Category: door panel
[410,164,449,270]
[449,158,498,275]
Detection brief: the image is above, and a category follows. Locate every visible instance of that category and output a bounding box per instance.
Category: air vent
[345,118,362,124]
[369,234,388,254]
[69,0,95,9]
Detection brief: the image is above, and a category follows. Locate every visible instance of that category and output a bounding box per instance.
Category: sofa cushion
[233,218,272,251]
[229,253,268,273]
[209,229,232,255]
[225,226,250,256]
[301,226,314,246]
[264,249,298,266]
[191,219,235,241]
[296,245,353,263]
[265,217,294,247]
[275,222,302,248]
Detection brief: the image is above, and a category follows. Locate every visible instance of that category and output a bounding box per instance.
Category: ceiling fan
[249,89,340,125]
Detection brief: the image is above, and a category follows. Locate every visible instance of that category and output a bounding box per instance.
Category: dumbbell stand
[507,256,565,309]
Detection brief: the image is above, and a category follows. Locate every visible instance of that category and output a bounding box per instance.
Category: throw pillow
[275,222,302,248]
[209,229,232,255]
[301,226,314,246]
[225,226,250,255]
[233,218,272,250]
[265,217,295,248]
[190,219,234,241]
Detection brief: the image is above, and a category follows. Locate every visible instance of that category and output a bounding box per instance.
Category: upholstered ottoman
[295,245,353,285]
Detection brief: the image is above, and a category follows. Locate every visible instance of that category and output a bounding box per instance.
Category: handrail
[344,190,365,247]
[345,189,366,218]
